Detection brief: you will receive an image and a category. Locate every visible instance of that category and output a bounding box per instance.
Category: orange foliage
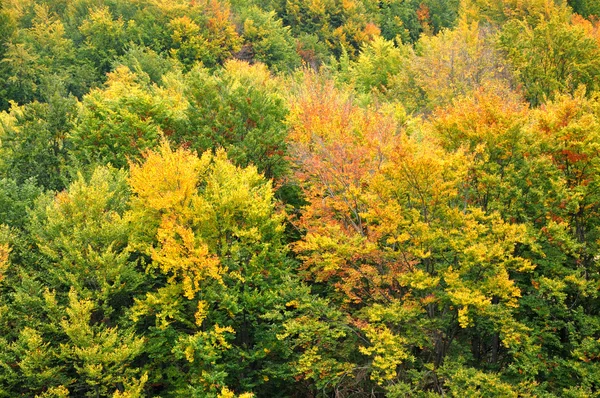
[288,76,403,303]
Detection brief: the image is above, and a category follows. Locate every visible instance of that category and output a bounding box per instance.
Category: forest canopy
[1,0,600,396]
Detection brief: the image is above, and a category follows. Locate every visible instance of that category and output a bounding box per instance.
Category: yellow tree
[127,141,295,396]
[285,75,533,395]
[388,20,514,113]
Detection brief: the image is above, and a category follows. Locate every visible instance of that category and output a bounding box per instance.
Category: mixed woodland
[2,0,600,396]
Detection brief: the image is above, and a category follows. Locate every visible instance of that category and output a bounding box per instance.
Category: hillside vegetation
[1,0,600,396]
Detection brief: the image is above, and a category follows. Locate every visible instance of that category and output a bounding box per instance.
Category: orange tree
[282,75,534,395]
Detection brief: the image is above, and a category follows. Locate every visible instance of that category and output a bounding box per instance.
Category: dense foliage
[1,0,600,396]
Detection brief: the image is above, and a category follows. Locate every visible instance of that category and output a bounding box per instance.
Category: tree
[426,85,530,216]
[464,0,562,27]
[0,166,147,397]
[388,20,514,113]
[181,60,289,180]
[568,0,600,19]
[512,91,600,393]
[68,65,184,169]
[0,4,92,106]
[78,6,128,77]
[126,142,298,396]
[427,86,600,395]
[164,0,241,69]
[239,6,301,72]
[340,36,411,96]
[115,44,180,85]
[498,12,600,106]
[275,0,380,57]
[376,0,460,44]
[285,76,534,395]
[0,84,77,191]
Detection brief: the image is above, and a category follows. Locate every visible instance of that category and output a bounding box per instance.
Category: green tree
[0,166,146,397]
[239,6,301,72]
[513,92,600,393]
[427,86,600,395]
[181,60,289,179]
[0,4,92,106]
[78,6,128,77]
[377,0,460,44]
[499,12,600,106]
[115,44,180,85]
[69,65,185,169]
[339,36,411,97]
[163,0,241,69]
[0,86,77,190]
[568,0,600,19]
[0,178,42,229]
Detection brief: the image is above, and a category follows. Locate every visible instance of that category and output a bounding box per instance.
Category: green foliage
[0,178,42,229]
[0,3,95,108]
[0,165,146,397]
[58,289,146,397]
[122,0,243,70]
[181,60,289,179]
[28,166,137,305]
[377,0,460,43]
[240,6,301,72]
[511,92,600,392]
[70,61,289,180]
[338,36,410,95]
[499,12,600,105]
[568,0,600,18]
[78,6,128,76]
[115,44,180,84]
[0,87,77,190]
[276,0,380,57]
[69,65,184,169]
[3,0,600,396]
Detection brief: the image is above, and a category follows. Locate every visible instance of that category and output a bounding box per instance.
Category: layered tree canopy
[1,0,600,396]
